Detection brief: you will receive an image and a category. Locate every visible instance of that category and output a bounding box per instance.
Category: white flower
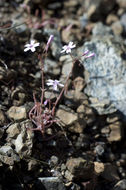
[61,41,76,54]
[24,40,40,52]
[46,79,64,91]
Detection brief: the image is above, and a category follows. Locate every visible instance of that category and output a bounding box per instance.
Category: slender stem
[0,22,26,31]
[38,54,45,105]
[24,156,49,165]
[49,99,51,111]
[52,58,75,116]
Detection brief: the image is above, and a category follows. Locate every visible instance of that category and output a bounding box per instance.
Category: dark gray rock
[32,0,59,7]
[82,23,126,115]
[0,145,20,165]
[0,128,4,139]
[0,109,6,126]
[102,163,120,182]
[113,179,126,190]
[38,177,66,190]
[49,155,59,166]
[95,144,105,156]
[69,183,81,190]
[84,0,116,21]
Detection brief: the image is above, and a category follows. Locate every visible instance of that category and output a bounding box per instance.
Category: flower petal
[58,83,64,87]
[55,80,60,83]
[44,99,48,105]
[34,42,40,48]
[24,47,30,52]
[47,79,54,83]
[30,40,35,45]
[46,82,53,86]
[46,79,54,86]
[24,44,30,48]
[69,42,76,48]
[61,45,68,53]
[53,84,58,91]
[31,47,36,52]
[69,41,73,46]
[71,44,76,48]
[61,49,66,53]
[66,49,71,53]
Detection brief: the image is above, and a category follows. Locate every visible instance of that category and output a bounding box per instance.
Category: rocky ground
[0,0,126,190]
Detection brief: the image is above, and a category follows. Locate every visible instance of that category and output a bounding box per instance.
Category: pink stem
[52,58,75,116]
[38,54,45,105]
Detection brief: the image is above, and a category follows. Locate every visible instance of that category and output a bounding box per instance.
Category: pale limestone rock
[73,77,85,92]
[94,162,104,175]
[106,14,118,24]
[7,120,34,157]
[107,121,123,142]
[56,107,78,126]
[111,21,123,36]
[66,157,94,180]
[15,133,24,153]
[7,106,27,120]
[6,123,20,138]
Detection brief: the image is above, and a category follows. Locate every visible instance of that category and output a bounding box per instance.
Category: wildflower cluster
[24,38,94,137]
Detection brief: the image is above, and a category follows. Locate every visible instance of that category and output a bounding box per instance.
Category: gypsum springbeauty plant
[21,3,56,29]
[0,5,56,32]
[24,38,94,136]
